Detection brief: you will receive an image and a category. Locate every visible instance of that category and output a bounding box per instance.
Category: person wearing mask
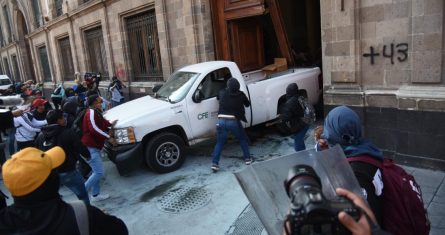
[35,109,91,204]
[316,106,384,225]
[279,83,309,151]
[0,147,128,234]
[211,78,251,172]
[81,95,117,201]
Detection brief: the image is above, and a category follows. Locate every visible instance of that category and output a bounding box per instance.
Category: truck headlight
[114,127,136,145]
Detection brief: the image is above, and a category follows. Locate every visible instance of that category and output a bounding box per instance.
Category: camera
[284,165,361,235]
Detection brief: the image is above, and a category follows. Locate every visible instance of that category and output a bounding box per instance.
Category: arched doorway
[16,10,35,82]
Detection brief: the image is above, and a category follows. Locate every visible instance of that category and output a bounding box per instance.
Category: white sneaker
[91,193,110,202]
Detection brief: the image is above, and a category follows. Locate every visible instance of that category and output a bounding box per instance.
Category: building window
[59,37,74,81]
[31,0,43,28]
[126,10,162,81]
[11,55,20,81]
[55,0,63,17]
[85,26,108,78]
[3,5,12,42]
[38,46,52,82]
[3,58,10,79]
[0,59,3,74]
[0,19,4,47]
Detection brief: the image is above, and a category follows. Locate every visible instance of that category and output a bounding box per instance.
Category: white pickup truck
[103,61,320,175]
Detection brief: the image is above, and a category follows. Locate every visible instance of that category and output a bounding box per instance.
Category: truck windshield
[156,71,200,103]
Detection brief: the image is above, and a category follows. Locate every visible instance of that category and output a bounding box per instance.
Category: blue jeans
[84,147,104,196]
[59,170,90,205]
[292,125,310,152]
[212,118,250,165]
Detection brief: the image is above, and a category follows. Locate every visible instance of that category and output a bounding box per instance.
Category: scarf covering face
[322,106,383,159]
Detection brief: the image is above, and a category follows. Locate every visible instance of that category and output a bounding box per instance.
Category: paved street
[1,125,444,235]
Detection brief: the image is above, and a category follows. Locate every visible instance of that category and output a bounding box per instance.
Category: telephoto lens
[283,165,361,235]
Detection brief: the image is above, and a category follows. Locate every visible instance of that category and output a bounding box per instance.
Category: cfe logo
[198,112,209,120]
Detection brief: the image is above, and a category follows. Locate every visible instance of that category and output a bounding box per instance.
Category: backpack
[348,156,430,235]
[53,86,62,96]
[298,96,316,124]
[72,108,87,138]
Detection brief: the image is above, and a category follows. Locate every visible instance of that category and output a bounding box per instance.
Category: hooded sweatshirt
[321,105,383,225]
[217,78,250,122]
[35,124,91,173]
[279,83,305,133]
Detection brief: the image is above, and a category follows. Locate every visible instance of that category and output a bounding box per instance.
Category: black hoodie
[0,173,128,235]
[217,78,250,122]
[280,83,305,133]
[35,124,91,172]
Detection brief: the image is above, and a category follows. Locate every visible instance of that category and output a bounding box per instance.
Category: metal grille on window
[12,55,20,81]
[59,37,74,81]
[3,6,12,42]
[55,0,63,16]
[3,58,10,79]
[32,0,42,28]
[0,19,4,47]
[85,27,109,79]
[38,47,52,82]
[126,10,163,82]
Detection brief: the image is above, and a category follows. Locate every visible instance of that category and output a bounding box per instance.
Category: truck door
[186,68,232,141]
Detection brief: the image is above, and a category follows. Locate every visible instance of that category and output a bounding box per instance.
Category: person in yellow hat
[0,147,128,235]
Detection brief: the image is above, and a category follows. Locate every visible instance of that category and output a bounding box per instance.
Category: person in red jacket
[81,94,117,202]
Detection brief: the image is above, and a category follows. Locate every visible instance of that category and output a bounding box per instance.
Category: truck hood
[104,95,169,128]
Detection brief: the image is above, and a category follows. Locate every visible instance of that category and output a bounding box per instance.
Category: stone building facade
[321,0,445,169]
[0,0,214,98]
[0,0,443,168]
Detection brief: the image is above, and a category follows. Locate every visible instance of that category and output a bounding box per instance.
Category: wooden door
[229,18,265,72]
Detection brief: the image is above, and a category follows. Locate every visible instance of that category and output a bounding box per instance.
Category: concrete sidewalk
[1,126,444,235]
[402,165,445,235]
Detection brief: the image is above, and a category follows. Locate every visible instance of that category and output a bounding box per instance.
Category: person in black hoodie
[211,78,251,172]
[0,147,128,235]
[62,98,79,128]
[279,83,309,151]
[35,109,91,205]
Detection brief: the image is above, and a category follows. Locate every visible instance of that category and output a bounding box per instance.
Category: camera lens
[284,165,321,197]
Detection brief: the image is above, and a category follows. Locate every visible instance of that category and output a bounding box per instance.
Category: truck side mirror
[193,90,204,103]
[152,84,162,93]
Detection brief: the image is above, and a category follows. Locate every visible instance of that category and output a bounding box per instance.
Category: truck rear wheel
[145,132,186,173]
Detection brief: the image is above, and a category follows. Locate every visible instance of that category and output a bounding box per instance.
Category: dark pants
[16,141,35,151]
[292,125,310,152]
[52,97,63,110]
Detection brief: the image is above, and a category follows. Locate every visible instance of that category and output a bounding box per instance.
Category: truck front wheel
[145,133,186,173]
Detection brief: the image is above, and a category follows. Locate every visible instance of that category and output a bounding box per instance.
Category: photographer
[283,188,390,235]
[108,76,126,107]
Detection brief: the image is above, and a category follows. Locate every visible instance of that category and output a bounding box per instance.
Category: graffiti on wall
[363,43,408,65]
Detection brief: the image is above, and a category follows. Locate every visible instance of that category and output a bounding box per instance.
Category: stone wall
[0,0,215,98]
[321,0,445,168]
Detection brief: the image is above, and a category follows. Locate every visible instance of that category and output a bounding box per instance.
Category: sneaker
[91,193,110,202]
[245,159,253,165]
[211,164,220,172]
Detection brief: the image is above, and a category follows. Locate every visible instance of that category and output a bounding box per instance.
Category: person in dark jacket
[316,106,383,226]
[35,109,91,204]
[62,98,79,128]
[279,83,309,151]
[31,98,50,121]
[0,147,128,235]
[81,95,117,201]
[211,78,251,172]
